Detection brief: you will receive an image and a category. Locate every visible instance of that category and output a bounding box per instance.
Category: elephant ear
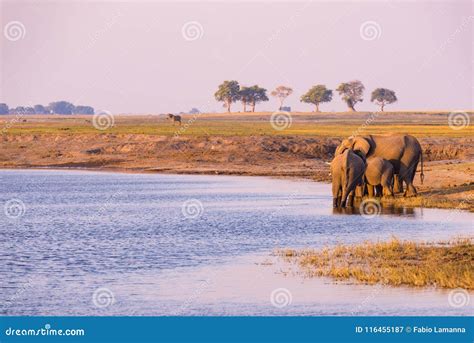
[353,137,371,156]
[335,138,351,155]
[334,144,346,156]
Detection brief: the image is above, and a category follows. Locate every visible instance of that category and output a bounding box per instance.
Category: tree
[371,88,397,111]
[10,106,25,114]
[214,80,241,113]
[239,86,253,112]
[248,85,269,112]
[34,104,47,114]
[271,86,293,110]
[300,85,333,112]
[24,107,35,114]
[74,105,95,114]
[189,108,201,114]
[336,80,365,111]
[0,103,8,115]
[49,101,75,114]
[240,85,269,112]
[251,85,269,112]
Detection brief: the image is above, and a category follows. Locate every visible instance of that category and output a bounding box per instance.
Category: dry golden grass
[280,238,474,289]
[381,190,474,212]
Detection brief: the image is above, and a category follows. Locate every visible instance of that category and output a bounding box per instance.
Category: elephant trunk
[420,151,424,184]
[340,157,351,207]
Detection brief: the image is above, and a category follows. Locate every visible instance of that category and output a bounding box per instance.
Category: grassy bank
[382,190,473,211]
[1,113,472,211]
[1,112,473,137]
[280,238,474,289]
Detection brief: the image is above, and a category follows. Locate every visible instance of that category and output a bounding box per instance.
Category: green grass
[3,121,472,138]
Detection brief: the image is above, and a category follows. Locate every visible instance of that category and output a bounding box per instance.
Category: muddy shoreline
[1,114,472,211]
[1,161,472,212]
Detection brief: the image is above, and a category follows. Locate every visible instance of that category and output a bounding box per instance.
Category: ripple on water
[0,169,472,315]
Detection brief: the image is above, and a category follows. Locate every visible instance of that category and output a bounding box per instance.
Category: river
[0,169,472,315]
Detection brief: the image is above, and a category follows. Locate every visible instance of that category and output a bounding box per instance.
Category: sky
[1,0,472,113]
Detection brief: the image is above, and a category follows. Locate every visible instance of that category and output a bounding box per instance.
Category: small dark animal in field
[167,113,182,126]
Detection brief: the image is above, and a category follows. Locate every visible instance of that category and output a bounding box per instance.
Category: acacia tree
[239,86,253,112]
[300,85,333,112]
[214,80,241,113]
[271,85,293,110]
[336,80,365,111]
[247,85,268,112]
[371,88,397,111]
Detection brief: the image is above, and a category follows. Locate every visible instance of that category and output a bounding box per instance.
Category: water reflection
[332,200,416,217]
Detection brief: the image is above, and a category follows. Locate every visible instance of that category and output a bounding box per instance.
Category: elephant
[167,113,182,125]
[331,149,366,208]
[335,134,424,197]
[365,156,394,198]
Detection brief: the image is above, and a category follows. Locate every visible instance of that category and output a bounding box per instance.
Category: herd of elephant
[330,134,424,208]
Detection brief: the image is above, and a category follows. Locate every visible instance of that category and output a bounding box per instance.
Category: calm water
[0,169,472,315]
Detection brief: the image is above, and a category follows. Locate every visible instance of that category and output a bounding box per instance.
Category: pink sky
[1,0,472,113]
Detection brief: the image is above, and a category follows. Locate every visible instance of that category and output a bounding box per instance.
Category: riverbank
[1,112,472,211]
[280,238,474,289]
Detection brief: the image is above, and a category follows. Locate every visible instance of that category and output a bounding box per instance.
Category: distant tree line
[214,81,269,113]
[0,101,95,115]
[215,80,397,112]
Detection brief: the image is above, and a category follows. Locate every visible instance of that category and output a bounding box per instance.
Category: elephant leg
[401,163,418,197]
[332,183,342,207]
[381,174,394,198]
[382,185,394,198]
[375,185,383,198]
[367,185,375,198]
[340,195,347,208]
[341,188,349,207]
[394,175,403,193]
[347,191,355,207]
[355,185,363,199]
[405,183,417,197]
